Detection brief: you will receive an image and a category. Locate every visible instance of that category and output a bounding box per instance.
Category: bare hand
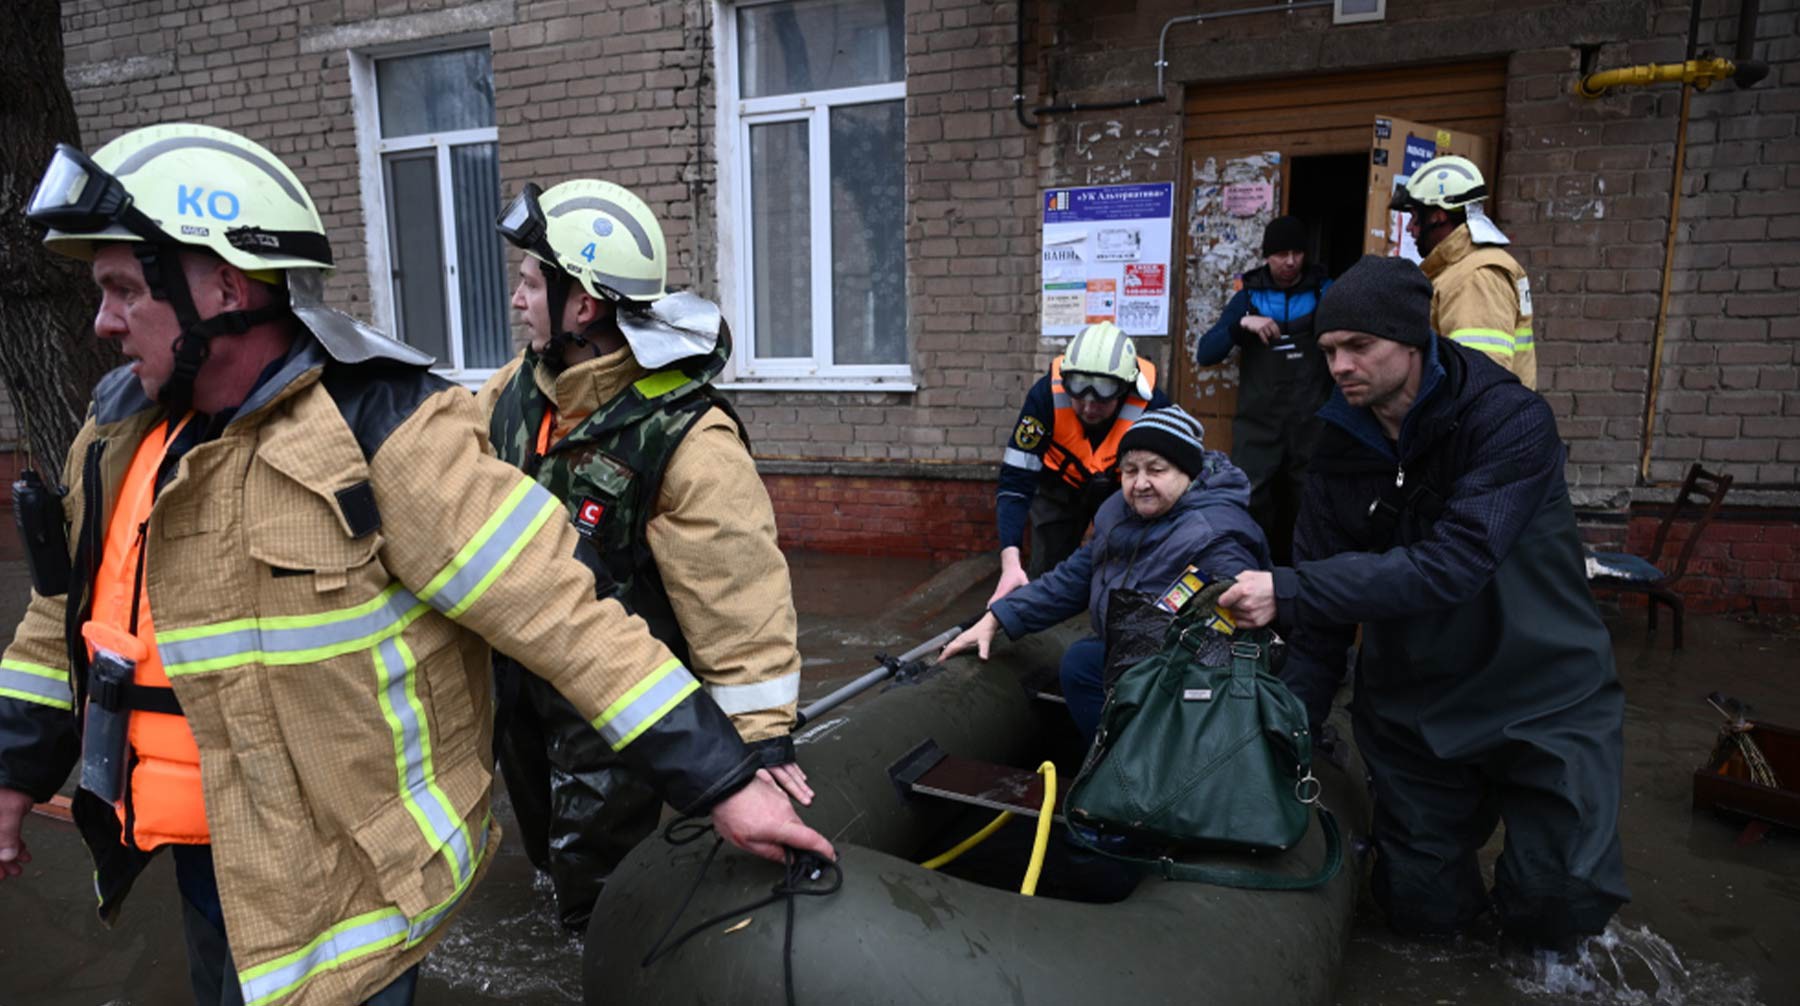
[711,771,836,864]
[1219,570,1278,628]
[764,761,814,806]
[1241,315,1281,345]
[0,787,34,881]
[938,612,1001,663]
[987,548,1031,605]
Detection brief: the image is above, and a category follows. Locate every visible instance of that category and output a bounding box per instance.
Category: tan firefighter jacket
[477,347,801,743]
[1420,223,1537,389]
[0,337,759,1006]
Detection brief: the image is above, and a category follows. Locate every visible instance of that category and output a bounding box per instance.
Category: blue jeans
[1058,635,1108,746]
[173,845,419,1006]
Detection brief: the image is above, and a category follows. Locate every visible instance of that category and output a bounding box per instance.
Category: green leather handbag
[1063,594,1341,891]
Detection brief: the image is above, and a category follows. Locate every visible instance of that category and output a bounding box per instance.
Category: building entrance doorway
[1289,152,1370,280]
[1173,59,1508,450]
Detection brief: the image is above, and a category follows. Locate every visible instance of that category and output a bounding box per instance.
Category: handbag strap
[1067,806,1343,892]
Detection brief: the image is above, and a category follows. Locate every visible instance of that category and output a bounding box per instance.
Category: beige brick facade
[43,0,1800,605]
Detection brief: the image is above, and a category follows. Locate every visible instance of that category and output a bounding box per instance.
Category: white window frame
[714,0,914,392]
[349,36,503,388]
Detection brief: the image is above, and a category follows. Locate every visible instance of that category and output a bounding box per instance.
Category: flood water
[1,554,1795,1005]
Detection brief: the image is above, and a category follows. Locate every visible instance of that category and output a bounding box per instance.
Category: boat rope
[640,816,842,1006]
[921,761,1058,896]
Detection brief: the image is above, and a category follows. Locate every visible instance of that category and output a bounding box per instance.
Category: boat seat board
[900,745,1068,821]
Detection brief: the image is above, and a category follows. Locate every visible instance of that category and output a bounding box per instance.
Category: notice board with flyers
[1040,183,1176,339]
[1365,116,1494,262]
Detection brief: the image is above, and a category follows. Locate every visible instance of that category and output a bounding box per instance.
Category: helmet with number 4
[498,179,668,304]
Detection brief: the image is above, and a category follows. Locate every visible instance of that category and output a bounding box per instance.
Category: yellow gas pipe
[1575,57,1744,98]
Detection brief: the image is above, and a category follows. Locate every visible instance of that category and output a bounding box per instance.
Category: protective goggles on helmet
[1386,188,1424,214]
[1064,371,1128,401]
[27,143,162,239]
[496,182,555,262]
[27,142,333,264]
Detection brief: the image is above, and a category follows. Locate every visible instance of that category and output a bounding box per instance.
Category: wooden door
[1174,60,1507,448]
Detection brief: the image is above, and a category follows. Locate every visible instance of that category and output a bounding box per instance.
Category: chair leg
[1670,596,1684,650]
[1647,595,1659,633]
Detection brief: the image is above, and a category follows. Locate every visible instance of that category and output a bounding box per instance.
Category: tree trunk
[0,0,115,473]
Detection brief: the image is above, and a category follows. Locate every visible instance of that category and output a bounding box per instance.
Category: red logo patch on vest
[574,498,606,535]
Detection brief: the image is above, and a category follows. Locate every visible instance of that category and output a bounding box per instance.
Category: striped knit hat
[1118,406,1207,478]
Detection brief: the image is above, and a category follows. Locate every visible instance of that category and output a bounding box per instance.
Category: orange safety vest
[1041,357,1157,491]
[87,416,208,851]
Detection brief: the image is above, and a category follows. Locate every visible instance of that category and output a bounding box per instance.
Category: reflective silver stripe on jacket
[594,658,701,750]
[1002,447,1044,472]
[374,637,474,886]
[0,660,71,710]
[237,820,492,1006]
[704,671,801,716]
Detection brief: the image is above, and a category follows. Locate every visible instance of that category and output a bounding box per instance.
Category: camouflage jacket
[478,333,801,748]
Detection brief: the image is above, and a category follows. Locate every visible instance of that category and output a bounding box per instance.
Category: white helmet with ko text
[33,122,333,272]
[26,122,431,411]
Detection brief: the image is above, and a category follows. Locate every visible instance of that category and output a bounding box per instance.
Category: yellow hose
[919,809,1013,871]
[919,760,1059,898]
[1019,761,1056,897]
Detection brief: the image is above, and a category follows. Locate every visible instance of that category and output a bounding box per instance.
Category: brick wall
[732,0,1042,466]
[1592,512,1800,615]
[1042,0,1795,512]
[46,0,1800,594]
[763,472,993,559]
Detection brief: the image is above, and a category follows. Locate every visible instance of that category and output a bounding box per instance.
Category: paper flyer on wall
[1040,183,1175,339]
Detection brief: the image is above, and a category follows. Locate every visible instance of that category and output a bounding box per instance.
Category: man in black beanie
[1193,215,1333,563]
[1218,254,1628,956]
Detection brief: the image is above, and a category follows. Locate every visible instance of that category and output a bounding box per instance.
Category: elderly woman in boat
[940,405,1271,742]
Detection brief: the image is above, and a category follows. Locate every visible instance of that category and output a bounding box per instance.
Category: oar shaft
[796,620,972,726]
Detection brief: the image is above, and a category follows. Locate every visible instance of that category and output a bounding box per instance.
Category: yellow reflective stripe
[1449,328,1516,357]
[634,370,689,399]
[239,906,406,1005]
[158,584,430,676]
[1514,326,1535,349]
[416,479,532,601]
[594,658,701,750]
[164,481,562,676]
[374,637,473,887]
[239,814,492,1005]
[416,479,561,620]
[0,660,71,710]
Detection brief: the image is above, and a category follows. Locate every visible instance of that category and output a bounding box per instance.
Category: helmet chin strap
[132,243,291,414]
[537,267,614,373]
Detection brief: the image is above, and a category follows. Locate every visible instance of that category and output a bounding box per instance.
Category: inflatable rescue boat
[584,622,1369,1005]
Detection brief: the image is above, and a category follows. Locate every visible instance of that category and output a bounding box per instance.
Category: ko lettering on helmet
[176,185,241,221]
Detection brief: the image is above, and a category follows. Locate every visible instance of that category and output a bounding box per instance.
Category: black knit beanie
[1261,215,1307,256]
[1313,254,1434,348]
[1118,406,1207,478]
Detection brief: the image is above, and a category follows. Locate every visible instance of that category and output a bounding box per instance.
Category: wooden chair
[1587,463,1734,649]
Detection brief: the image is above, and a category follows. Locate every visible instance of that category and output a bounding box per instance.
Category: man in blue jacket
[1194,216,1333,562]
[1218,255,1627,954]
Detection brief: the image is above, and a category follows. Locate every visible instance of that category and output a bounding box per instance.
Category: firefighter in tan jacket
[476,178,811,930]
[0,124,831,1006]
[1392,155,1537,389]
